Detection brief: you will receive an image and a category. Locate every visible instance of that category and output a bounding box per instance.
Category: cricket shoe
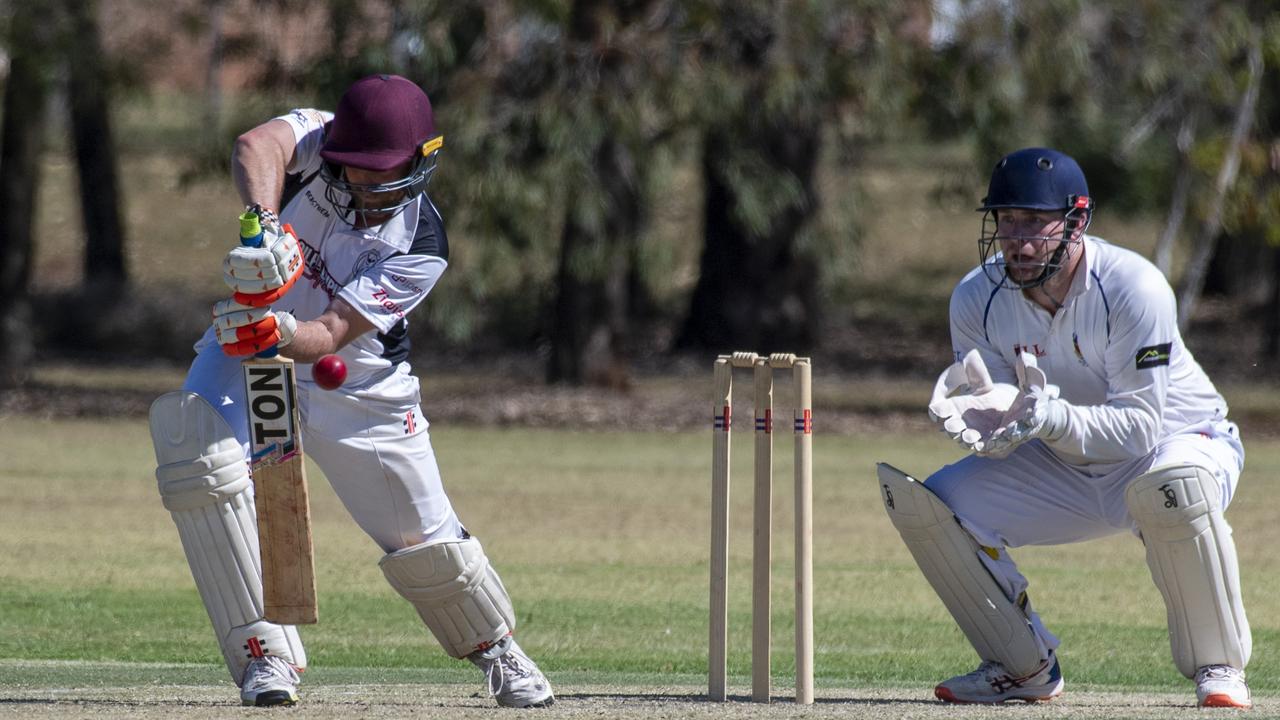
[239,655,300,707]
[1196,665,1251,708]
[934,652,1063,704]
[469,636,555,708]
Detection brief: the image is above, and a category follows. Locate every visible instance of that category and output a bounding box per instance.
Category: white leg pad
[877,463,1045,676]
[150,391,306,684]
[379,536,516,659]
[1125,463,1251,678]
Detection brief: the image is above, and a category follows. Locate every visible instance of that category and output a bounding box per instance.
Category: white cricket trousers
[924,419,1244,655]
[183,338,463,553]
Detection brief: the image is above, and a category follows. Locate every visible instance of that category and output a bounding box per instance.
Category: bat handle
[238,211,280,359]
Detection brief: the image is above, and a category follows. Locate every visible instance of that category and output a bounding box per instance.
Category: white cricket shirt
[270,108,449,390]
[949,235,1228,468]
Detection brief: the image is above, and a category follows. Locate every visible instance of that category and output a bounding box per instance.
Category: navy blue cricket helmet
[979,147,1090,212]
[978,147,1094,290]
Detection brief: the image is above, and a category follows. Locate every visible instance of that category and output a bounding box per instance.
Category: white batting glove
[223,216,303,295]
[980,352,1069,458]
[928,349,1020,452]
[212,297,298,356]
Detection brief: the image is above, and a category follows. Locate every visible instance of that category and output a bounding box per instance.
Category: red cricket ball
[312,353,347,390]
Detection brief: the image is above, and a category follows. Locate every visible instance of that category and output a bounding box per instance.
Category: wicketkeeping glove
[928,349,1020,452]
[213,297,297,356]
[223,211,304,304]
[980,352,1069,458]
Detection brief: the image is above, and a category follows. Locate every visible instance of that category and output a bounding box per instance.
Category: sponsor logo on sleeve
[371,287,406,318]
[389,273,425,295]
[1135,342,1172,369]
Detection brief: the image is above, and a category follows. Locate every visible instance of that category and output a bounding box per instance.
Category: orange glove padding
[220,319,286,357]
[234,283,297,309]
[213,297,298,356]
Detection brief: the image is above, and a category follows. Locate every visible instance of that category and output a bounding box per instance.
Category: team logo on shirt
[403,409,418,435]
[349,249,382,283]
[1135,343,1171,370]
[1071,332,1088,366]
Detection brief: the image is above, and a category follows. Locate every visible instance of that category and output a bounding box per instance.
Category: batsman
[880,148,1251,708]
[147,74,554,708]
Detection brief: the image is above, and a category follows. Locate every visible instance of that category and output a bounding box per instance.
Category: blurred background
[1,0,1277,428]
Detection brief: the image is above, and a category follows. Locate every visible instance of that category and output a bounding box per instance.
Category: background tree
[0,3,56,388]
[676,1,922,353]
[11,0,1278,378]
[544,0,679,385]
[377,0,682,385]
[65,0,128,298]
[917,1,1271,334]
[675,3,824,352]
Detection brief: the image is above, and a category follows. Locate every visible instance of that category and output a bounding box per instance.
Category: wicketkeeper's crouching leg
[1126,463,1252,708]
[877,463,1063,704]
[149,391,306,706]
[381,536,555,707]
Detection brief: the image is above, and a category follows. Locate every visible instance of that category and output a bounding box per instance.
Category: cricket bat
[240,211,318,625]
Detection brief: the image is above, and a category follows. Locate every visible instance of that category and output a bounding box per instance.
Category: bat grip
[238,211,279,359]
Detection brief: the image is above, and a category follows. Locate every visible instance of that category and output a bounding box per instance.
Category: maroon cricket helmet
[320,74,437,171]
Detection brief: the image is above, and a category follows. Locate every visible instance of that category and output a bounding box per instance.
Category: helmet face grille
[320,150,440,228]
[977,204,1091,290]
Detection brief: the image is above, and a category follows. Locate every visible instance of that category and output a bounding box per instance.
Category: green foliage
[914,0,1276,226]
[20,0,1277,358]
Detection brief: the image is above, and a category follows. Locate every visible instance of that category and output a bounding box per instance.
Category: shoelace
[969,657,1051,693]
[1198,666,1242,682]
[244,657,298,692]
[484,650,536,698]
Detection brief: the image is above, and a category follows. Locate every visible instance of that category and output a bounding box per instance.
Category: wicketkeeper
[147,74,554,708]
[880,147,1251,707]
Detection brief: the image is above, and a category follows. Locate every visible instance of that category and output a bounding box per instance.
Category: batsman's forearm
[281,320,342,364]
[231,122,293,210]
[282,306,374,364]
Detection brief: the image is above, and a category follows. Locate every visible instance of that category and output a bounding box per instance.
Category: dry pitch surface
[1,682,1269,719]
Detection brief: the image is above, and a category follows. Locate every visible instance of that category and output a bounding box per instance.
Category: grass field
[2,415,1278,717]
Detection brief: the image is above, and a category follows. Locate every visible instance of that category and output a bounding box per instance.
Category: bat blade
[244,355,318,625]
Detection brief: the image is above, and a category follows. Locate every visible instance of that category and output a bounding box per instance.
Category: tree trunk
[1177,34,1262,329]
[676,119,822,353]
[0,5,54,389]
[1266,244,1280,359]
[546,137,640,387]
[1203,230,1271,301]
[544,0,655,387]
[67,0,127,293]
[205,0,226,149]
[1153,113,1196,277]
